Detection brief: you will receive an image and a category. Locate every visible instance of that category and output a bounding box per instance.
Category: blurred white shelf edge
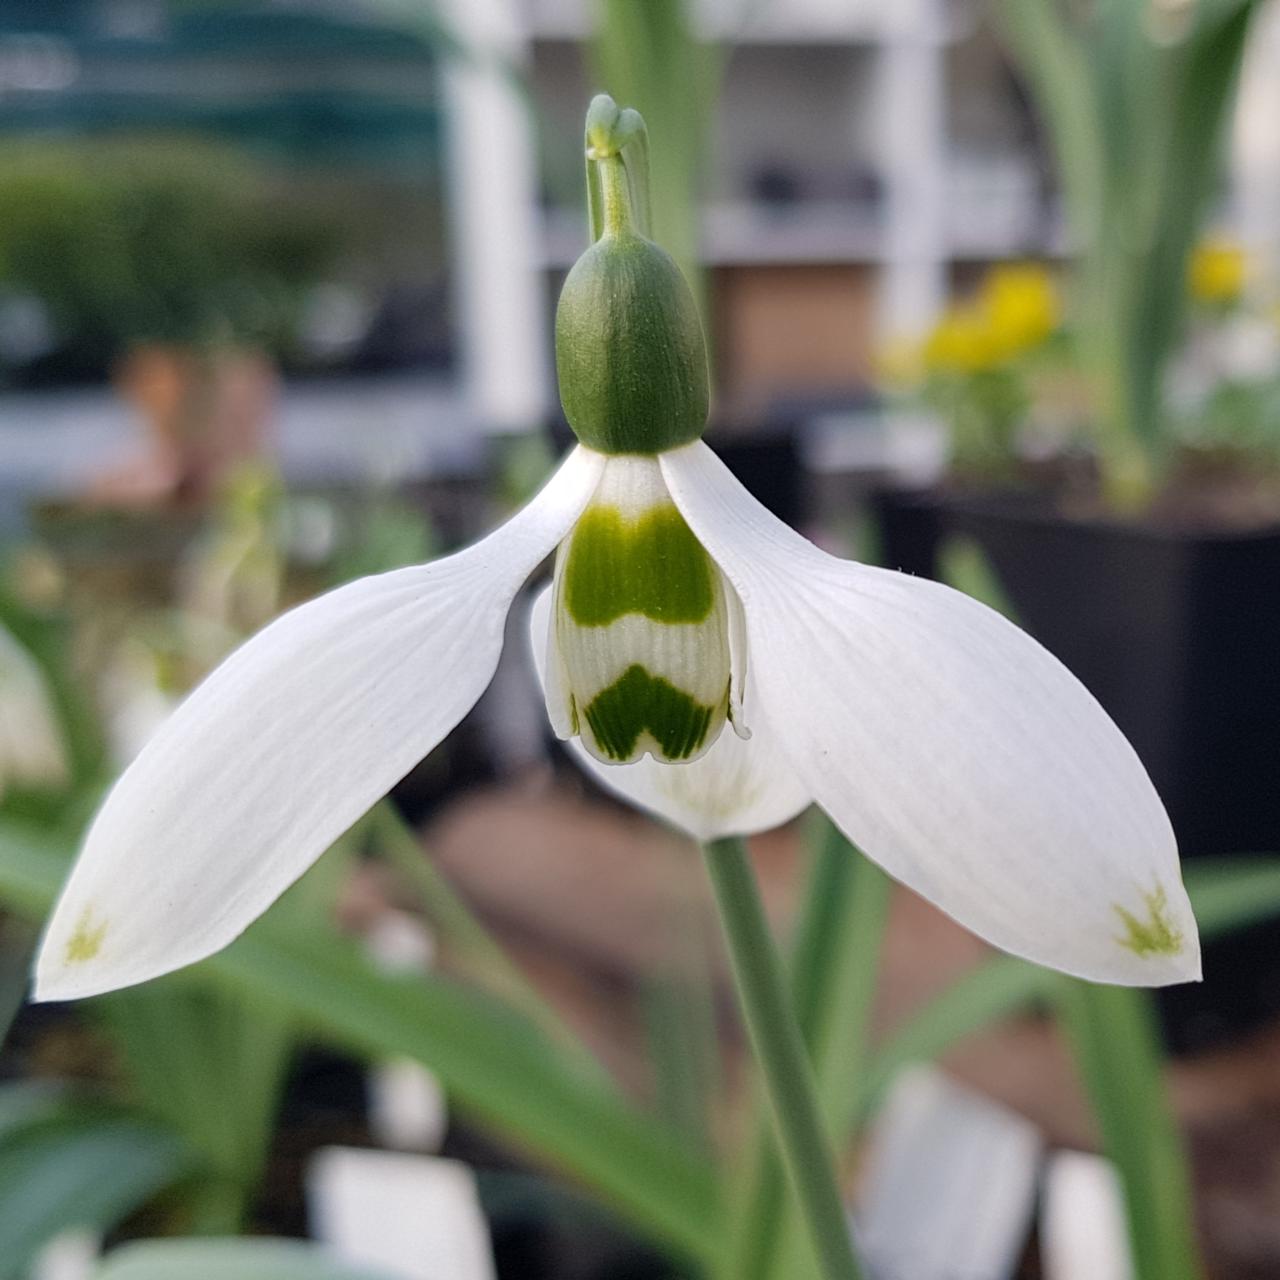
[858,1064,1043,1280]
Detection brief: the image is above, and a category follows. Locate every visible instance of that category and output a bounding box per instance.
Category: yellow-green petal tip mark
[1114,885,1184,958]
[65,908,107,964]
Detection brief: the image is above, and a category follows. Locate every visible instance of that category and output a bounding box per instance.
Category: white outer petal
[528,587,810,840]
[660,442,1200,986]
[35,447,605,1001]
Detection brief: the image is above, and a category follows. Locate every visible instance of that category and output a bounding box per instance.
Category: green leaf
[1123,0,1257,449]
[0,1087,190,1280]
[640,963,718,1154]
[0,814,73,922]
[212,921,718,1263]
[95,981,293,1232]
[0,1080,81,1140]
[88,832,360,1232]
[936,538,1017,618]
[1057,981,1202,1280]
[854,853,1280,1136]
[368,802,609,1084]
[94,1239,396,1280]
[0,818,293,1233]
[998,0,1262,495]
[995,0,1104,241]
[855,956,1055,1131]
[0,819,719,1263]
[1184,856,1280,935]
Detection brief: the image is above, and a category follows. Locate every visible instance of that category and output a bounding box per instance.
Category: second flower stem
[702,836,865,1280]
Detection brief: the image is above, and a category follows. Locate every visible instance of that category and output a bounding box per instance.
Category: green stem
[769,831,891,1280]
[727,819,890,1280]
[702,837,865,1280]
[597,154,633,236]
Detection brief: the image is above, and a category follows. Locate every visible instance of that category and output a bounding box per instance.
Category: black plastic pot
[874,488,1280,1051]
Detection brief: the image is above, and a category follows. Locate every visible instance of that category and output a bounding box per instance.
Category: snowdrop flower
[0,621,66,797]
[34,98,1198,1002]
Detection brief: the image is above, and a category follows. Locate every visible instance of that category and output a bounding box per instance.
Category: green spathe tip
[555,97,709,456]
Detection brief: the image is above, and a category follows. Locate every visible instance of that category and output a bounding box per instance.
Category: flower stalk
[702,836,864,1280]
[596,154,632,237]
[724,819,890,1280]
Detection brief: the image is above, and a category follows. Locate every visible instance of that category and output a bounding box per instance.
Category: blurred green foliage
[999,0,1262,507]
[5,480,1280,1273]
[0,138,340,373]
[591,0,717,297]
[92,1239,396,1280]
[0,1080,191,1280]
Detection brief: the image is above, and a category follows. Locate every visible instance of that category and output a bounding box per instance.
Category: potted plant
[0,137,340,503]
[873,0,1280,1049]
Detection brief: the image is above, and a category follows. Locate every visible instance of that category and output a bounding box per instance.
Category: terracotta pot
[102,344,277,504]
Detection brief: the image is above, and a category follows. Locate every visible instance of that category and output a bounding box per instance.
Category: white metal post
[440,0,549,434]
[875,0,949,341]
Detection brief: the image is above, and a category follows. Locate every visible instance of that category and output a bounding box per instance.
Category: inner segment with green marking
[582,665,720,762]
[564,503,717,626]
[549,456,735,765]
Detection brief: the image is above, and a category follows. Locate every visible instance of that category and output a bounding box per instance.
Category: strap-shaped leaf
[0,819,719,1265]
[0,1084,190,1280]
[94,1239,394,1280]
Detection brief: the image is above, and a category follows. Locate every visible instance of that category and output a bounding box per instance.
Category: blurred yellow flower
[920,263,1059,376]
[924,306,999,373]
[1189,239,1246,304]
[980,264,1060,360]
